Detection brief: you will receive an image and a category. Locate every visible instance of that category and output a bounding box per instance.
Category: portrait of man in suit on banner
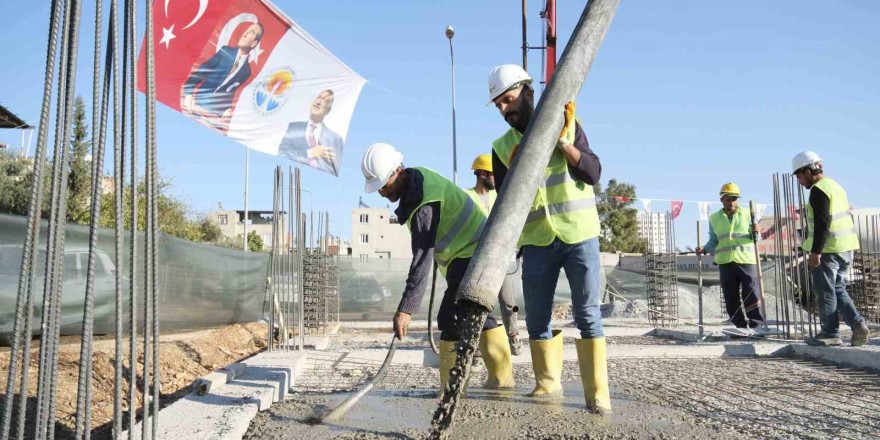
[278,89,344,175]
[180,22,264,130]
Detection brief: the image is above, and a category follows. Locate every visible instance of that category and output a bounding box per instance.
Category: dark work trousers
[437,257,499,341]
[719,262,764,328]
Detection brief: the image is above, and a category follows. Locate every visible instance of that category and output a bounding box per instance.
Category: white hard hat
[361,143,404,193]
[487,64,532,105]
[791,150,822,173]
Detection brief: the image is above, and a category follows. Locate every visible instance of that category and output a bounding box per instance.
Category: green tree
[98,177,201,241]
[0,149,52,217]
[247,230,264,252]
[596,179,646,253]
[66,96,92,224]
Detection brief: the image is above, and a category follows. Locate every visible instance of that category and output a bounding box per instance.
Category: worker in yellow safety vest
[360,142,515,396]
[696,183,765,336]
[792,151,870,347]
[487,64,610,414]
[463,154,523,356]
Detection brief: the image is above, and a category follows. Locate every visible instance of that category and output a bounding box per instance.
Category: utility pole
[445,26,458,185]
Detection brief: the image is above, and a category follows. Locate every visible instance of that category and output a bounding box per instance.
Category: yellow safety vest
[491,115,600,247]
[405,167,487,276]
[463,187,497,216]
[803,177,859,253]
[709,208,756,265]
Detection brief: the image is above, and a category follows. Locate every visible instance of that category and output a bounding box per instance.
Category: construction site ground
[0,322,268,439]
[245,319,880,440]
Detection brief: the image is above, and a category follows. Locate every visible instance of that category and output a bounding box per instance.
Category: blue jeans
[522,237,604,340]
[812,251,864,338]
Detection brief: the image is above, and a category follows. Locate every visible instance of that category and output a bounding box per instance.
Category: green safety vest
[709,207,756,265]
[803,177,859,253]
[464,187,497,216]
[491,115,600,247]
[405,167,487,276]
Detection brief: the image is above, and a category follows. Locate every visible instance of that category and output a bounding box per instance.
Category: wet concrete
[244,381,732,440]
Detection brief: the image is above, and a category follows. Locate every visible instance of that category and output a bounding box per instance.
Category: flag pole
[244,147,249,252]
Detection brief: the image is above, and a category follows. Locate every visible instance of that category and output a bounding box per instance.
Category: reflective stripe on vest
[709,207,756,265]
[803,177,859,253]
[491,112,600,247]
[405,167,487,275]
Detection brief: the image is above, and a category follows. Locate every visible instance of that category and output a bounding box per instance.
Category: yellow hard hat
[719,182,741,197]
[471,154,493,172]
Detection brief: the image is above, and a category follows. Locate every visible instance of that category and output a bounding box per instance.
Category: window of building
[359,254,368,260]
[359,214,369,223]
[218,214,228,225]
[360,234,369,244]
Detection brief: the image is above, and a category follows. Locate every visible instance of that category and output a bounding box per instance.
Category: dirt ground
[0,322,267,439]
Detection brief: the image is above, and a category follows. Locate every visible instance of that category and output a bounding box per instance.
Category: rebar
[645,212,678,327]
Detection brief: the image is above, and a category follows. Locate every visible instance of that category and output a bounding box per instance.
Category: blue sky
[1,1,878,247]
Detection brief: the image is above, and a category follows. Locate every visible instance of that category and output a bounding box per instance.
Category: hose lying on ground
[427,262,440,355]
[321,335,400,423]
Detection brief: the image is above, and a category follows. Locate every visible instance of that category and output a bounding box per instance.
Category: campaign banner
[138,0,365,176]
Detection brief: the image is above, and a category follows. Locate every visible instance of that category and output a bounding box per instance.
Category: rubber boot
[575,337,612,415]
[526,329,564,398]
[479,325,515,389]
[439,340,469,398]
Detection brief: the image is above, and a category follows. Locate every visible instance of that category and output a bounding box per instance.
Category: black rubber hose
[321,335,400,422]
[427,261,440,355]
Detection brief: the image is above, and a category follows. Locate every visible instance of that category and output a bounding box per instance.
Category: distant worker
[464,154,524,355]
[488,64,609,414]
[792,151,870,347]
[360,143,515,394]
[696,183,765,336]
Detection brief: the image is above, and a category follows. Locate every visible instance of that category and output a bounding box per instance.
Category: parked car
[0,244,119,346]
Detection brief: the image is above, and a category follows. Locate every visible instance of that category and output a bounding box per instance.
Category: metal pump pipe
[456,0,619,310]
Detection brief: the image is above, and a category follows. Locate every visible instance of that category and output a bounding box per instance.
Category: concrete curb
[786,344,880,372]
[123,333,335,440]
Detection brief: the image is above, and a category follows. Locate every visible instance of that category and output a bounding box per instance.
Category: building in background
[207,209,285,251]
[350,207,411,260]
[638,212,669,253]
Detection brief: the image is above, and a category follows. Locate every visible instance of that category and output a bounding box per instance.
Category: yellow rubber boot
[575,337,612,415]
[439,340,470,398]
[527,329,564,398]
[479,325,516,389]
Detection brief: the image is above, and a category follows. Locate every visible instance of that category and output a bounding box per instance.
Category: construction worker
[487,64,609,414]
[695,183,765,336]
[360,143,515,394]
[464,154,524,356]
[792,151,870,347]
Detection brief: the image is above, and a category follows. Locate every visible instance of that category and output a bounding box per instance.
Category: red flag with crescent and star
[138,0,365,176]
[670,200,684,220]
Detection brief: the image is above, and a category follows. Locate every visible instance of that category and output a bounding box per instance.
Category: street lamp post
[445,25,458,185]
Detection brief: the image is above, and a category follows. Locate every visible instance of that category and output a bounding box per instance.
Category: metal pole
[697,221,704,339]
[445,26,458,185]
[244,147,249,252]
[521,0,528,70]
[750,201,769,332]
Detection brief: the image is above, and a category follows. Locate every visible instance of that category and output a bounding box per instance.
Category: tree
[97,177,201,241]
[66,96,92,223]
[596,179,646,253]
[0,149,51,217]
[247,230,264,252]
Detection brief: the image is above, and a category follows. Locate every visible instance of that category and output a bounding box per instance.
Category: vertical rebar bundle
[768,173,817,340]
[853,215,880,324]
[643,212,679,327]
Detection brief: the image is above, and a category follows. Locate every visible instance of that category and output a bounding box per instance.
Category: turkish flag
[138,0,365,176]
[670,200,683,220]
[613,196,629,203]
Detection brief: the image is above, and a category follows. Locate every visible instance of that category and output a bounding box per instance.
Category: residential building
[207,209,286,251]
[350,207,411,260]
[638,212,669,253]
